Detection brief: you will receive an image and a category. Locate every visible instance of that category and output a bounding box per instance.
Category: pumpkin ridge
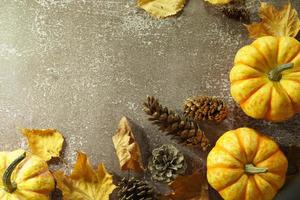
[242,177,249,200]
[255,147,280,166]
[218,174,246,193]
[255,174,279,193]
[290,52,300,66]
[235,61,266,74]
[254,134,261,161]
[285,44,300,64]
[15,155,30,170]
[274,83,294,113]
[17,167,50,184]
[278,82,297,111]
[264,86,273,120]
[276,37,280,64]
[240,83,268,105]
[207,164,242,170]
[215,145,244,164]
[19,187,53,195]
[250,176,263,198]
[234,130,248,163]
[230,76,265,85]
[252,43,272,69]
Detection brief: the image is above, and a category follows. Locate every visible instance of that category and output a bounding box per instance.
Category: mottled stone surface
[0,0,299,199]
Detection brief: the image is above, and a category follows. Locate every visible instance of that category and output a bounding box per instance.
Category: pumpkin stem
[245,164,268,174]
[268,63,294,81]
[3,152,26,193]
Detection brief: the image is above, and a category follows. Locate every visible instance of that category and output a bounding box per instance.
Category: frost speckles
[66,134,86,164]
[35,0,74,8]
[0,44,22,59]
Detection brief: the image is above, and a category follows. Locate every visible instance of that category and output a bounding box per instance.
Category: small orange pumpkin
[207,127,288,200]
[230,36,300,121]
[0,149,55,200]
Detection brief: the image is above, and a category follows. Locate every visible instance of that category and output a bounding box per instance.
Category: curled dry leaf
[245,2,300,38]
[22,128,64,161]
[162,170,209,200]
[138,0,185,19]
[54,151,117,200]
[205,0,232,5]
[112,116,144,172]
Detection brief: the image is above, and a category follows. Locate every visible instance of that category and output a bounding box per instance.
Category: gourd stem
[3,152,26,193]
[245,164,268,174]
[268,63,294,81]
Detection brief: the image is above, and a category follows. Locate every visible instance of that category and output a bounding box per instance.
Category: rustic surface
[0,0,299,199]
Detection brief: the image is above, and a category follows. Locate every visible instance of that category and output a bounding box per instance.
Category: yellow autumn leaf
[112,116,144,172]
[162,170,209,200]
[54,151,117,200]
[22,128,64,161]
[204,0,232,5]
[245,2,300,38]
[138,0,185,19]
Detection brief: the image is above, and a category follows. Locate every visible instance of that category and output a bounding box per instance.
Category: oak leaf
[112,116,144,172]
[204,0,232,5]
[245,2,300,38]
[54,151,117,200]
[162,170,209,200]
[22,128,64,161]
[138,0,185,19]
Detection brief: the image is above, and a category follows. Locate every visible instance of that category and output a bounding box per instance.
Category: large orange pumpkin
[230,36,300,121]
[207,127,288,200]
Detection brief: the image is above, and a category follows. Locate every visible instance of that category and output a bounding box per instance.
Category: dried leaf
[138,0,185,19]
[22,128,64,161]
[205,0,232,5]
[54,151,117,200]
[245,2,300,38]
[112,117,144,172]
[162,170,209,200]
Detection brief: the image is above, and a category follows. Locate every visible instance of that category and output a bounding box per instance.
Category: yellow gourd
[0,149,55,200]
[207,127,288,200]
[230,36,300,121]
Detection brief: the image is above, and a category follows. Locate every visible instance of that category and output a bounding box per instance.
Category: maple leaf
[54,151,117,200]
[112,117,144,172]
[162,170,209,200]
[245,2,300,38]
[138,0,185,19]
[22,128,64,161]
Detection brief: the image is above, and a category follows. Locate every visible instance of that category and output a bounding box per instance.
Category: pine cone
[184,96,228,123]
[143,96,209,150]
[221,3,250,22]
[148,144,186,183]
[118,177,156,200]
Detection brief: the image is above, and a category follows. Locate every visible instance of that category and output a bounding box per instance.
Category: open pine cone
[118,177,156,200]
[148,144,186,183]
[184,96,228,122]
[143,96,210,150]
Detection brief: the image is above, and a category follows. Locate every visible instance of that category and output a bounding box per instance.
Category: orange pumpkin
[0,149,55,200]
[207,127,288,200]
[230,36,300,121]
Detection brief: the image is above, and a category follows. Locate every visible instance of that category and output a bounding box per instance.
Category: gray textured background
[0,0,299,199]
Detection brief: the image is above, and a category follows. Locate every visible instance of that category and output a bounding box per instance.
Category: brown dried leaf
[138,0,185,19]
[112,117,144,172]
[245,2,300,38]
[54,151,117,200]
[22,128,64,161]
[162,170,209,200]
